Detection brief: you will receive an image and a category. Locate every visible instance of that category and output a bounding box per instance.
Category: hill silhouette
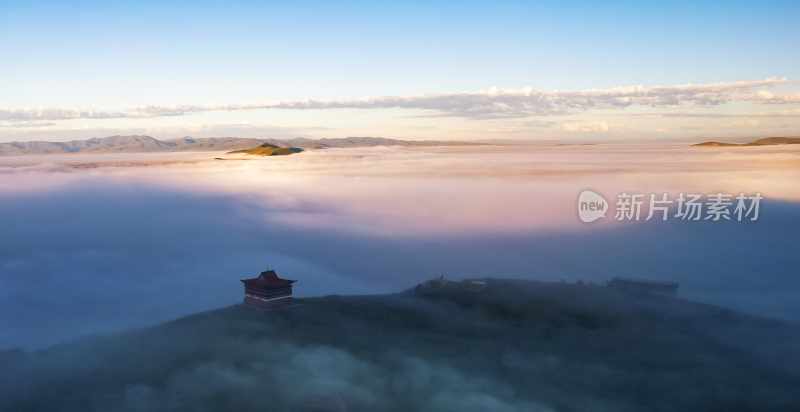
[227,143,304,156]
[2,278,798,411]
[693,136,800,147]
[0,136,483,155]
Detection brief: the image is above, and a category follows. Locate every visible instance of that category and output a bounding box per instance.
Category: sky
[2,0,800,142]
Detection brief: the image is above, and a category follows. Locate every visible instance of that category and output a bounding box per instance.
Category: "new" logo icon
[578,190,608,223]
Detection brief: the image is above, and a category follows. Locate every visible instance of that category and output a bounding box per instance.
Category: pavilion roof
[241,270,296,288]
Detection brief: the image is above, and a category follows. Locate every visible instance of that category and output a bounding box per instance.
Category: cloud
[0,121,57,128]
[2,146,800,349]
[628,108,800,118]
[754,90,800,104]
[560,120,610,133]
[2,78,798,124]
[261,77,792,119]
[0,123,320,142]
[523,120,560,128]
[0,108,130,122]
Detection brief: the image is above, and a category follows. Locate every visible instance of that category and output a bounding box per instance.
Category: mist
[1,144,799,349]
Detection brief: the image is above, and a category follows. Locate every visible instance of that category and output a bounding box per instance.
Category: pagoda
[241,269,296,309]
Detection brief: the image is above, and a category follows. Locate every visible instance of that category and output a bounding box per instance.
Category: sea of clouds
[1,144,799,349]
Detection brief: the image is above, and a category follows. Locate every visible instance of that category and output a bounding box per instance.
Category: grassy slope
[228,143,304,156]
[2,279,799,412]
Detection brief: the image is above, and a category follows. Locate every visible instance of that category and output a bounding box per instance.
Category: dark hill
[2,279,798,412]
[693,136,800,147]
[227,143,304,156]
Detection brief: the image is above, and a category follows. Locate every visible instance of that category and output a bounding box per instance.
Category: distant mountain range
[693,136,800,147]
[0,135,484,156]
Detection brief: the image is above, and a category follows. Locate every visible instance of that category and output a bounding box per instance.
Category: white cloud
[0,121,57,128]
[0,108,129,122]
[2,77,798,124]
[560,121,610,133]
[754,90,800,104]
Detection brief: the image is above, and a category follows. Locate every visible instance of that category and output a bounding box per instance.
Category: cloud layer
[3,78,799,125]
[2,145,800,349]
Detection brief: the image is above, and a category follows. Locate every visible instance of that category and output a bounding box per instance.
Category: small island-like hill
[227,143,304,156]
[693,136,800,147]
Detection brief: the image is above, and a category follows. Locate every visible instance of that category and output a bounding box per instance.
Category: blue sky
[1,0,799,141]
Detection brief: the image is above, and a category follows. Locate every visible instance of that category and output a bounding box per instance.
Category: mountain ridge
[693,136,800,147]
[2,278,798,411]
[0,135,485,156]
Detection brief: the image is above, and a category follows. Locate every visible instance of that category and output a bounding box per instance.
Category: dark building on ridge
[241,269,296,309]
[608,277,678,296]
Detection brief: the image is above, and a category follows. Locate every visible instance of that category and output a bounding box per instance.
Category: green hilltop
[227,143,304,156]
